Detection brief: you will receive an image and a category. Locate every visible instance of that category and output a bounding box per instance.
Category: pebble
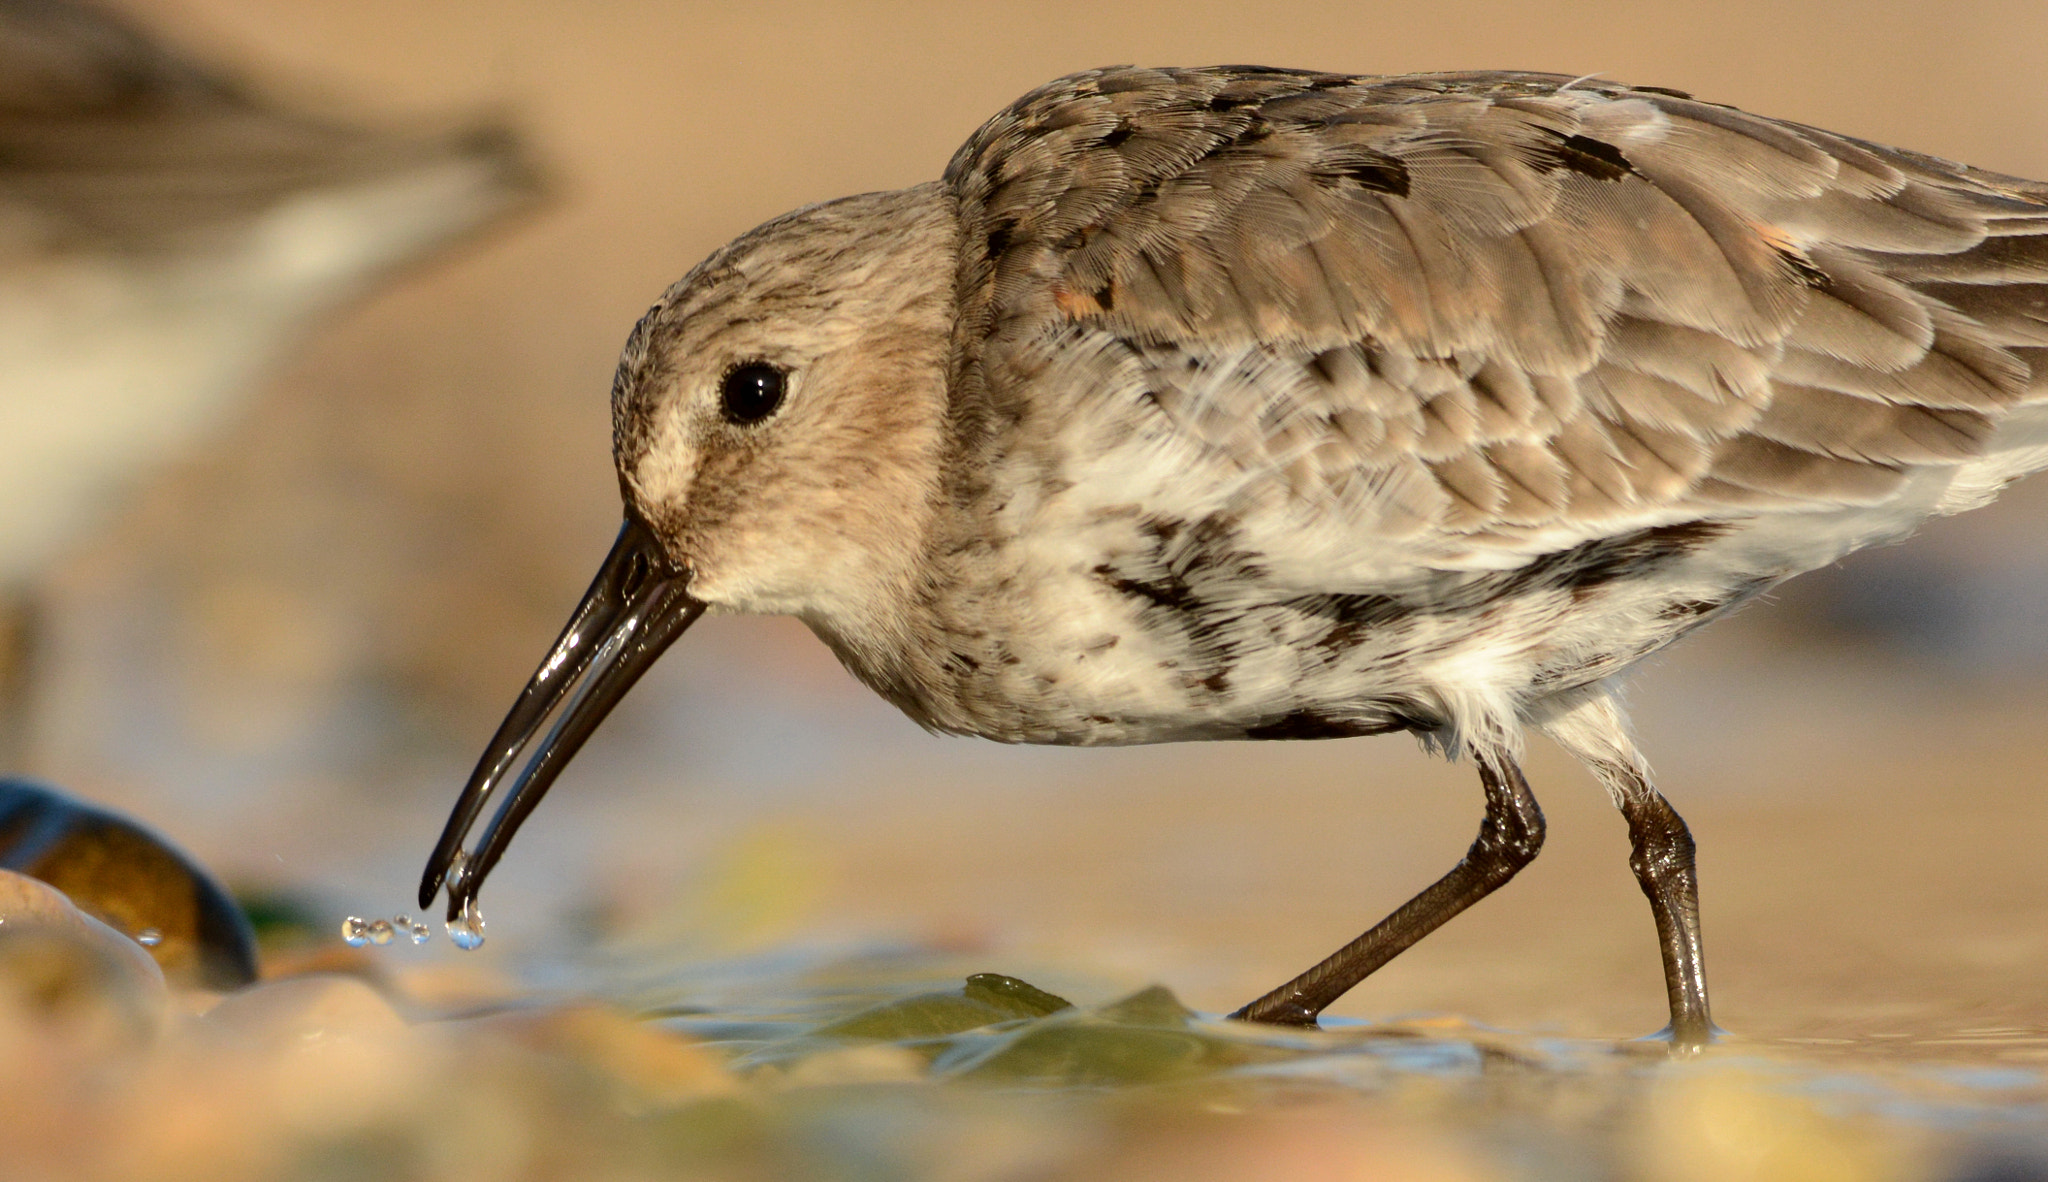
[465,1004,736,1108]
[197,973,407,1049]
[0,778,257,989]
[0,867,168,1052]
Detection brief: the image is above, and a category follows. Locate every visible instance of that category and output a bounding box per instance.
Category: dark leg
[1233,753,1546,1026]
[1606,761,1713,1050]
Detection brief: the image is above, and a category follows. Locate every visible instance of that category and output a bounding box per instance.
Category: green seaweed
[813,973,1072,1040]
[1091,984,1192,1028]
[960,972,1071,1018]
[935,983,1275,1087]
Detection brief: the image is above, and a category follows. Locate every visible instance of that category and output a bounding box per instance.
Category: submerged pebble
[0,778,257,989]
[0,869,167,1050]
[198,973,407,1049]
[818,973,1073,1040]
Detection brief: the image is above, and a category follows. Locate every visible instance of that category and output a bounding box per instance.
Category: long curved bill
[419,518,705,919]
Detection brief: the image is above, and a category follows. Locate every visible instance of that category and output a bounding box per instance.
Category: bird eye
[720,362,787,424]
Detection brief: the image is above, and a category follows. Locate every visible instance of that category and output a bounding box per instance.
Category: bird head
[419,183,958,923]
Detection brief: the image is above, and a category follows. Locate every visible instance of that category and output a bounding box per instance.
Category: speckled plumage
[433,66,2048,1041]
[615,66,2048,763]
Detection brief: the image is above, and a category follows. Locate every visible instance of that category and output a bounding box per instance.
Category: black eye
[720,362,786,424]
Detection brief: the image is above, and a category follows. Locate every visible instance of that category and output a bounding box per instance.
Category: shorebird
[0,0,540,588]
[0,0,539,758]
[422,66,2048,1049]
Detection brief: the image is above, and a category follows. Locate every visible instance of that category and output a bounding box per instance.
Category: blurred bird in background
[0,0,540,762]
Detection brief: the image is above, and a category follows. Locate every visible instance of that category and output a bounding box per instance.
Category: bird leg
[1535,687,1714,1050]
[1233,753,1545,1026]
[1608,761,1713,1050]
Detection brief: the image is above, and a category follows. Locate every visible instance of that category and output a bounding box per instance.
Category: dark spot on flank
[1245,711,1409,740]
[949,651,981,672]
[1658,598,1723,621]
[1511,521,1729,599]
[1138,516,1187,544]
[985,221,1013,260]
[1199,671,1230,693]
[1093,282,1115,311]
[1773,244,1833,291]
[1299,593,1409,656]
[1095,565,1198,613]
[1657,578,1768,626]
[1141,516,1184,542]
[1102,121,1134,148]
[1533,132,1636,182]
[1096,513,1266,692]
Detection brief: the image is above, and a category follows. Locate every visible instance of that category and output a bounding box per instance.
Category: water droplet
[407,919,431,945]
[367,919,395,945]
[341,916,372,947]
[447,897,485,951]
[135,928,162,948]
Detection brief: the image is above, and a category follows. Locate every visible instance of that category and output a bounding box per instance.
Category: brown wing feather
[944,66,2048,538]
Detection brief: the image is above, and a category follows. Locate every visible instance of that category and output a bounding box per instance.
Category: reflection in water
[540,939,2048,1180]
[23,903,2048,1180]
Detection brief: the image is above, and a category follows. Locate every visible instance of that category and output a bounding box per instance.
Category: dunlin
[0,0,539,588]
[422,67,2048,1048]
[0,0,538,757]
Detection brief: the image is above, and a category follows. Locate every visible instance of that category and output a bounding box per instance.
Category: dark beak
[419,518,705,920]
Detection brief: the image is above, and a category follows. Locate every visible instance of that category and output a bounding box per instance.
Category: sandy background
[22,0,2048,1049]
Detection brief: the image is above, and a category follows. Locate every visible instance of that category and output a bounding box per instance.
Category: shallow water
[19,615,2044,1179]
[438,940,2048,1182]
